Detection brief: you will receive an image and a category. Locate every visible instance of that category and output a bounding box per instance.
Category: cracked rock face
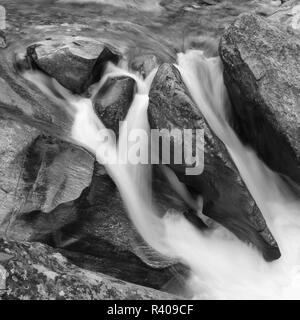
[219,13,300,185]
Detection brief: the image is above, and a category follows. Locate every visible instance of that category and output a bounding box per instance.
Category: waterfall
[24,50,300,299]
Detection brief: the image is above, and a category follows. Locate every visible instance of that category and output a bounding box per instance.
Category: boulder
[0,119,94,238]
[148,63,280,261]
[0,238,178,300]
[219,13,300,184]
[94,76,135,134]
[26,37,120,94]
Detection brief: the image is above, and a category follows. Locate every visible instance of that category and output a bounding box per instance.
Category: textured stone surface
[0,238,178,300]
[148,63,280,261]
[0,30,6,49]
[94,76,135,134]
[220,13,300,184]
[0,119,94,238]
[26,37,120,94]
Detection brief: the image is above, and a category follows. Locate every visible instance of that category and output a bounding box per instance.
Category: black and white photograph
[0,0,299,304]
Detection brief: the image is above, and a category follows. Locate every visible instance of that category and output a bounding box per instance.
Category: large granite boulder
[0,238,177,300]
[148,63,280,261]
[0,118,94,239]
[219,13,300,184]
[26,37,120,94]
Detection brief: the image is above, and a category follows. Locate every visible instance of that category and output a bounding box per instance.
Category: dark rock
[0,30,6,49]
[148,63,280,261]
[26,37,120,94]
[0,238,178,300]
[219,13,300,184]
[94,76,135,134]
[57,248,187,292]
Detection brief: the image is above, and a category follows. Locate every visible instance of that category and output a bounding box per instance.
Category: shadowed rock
[219,13,300,184]
[148,63,280,261]
[0,30,6,49]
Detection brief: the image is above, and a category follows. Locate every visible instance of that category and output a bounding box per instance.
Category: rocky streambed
[0,0,299,300]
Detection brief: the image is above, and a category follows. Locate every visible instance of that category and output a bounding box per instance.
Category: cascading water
[24,49,300,300]
[176,50,300,299]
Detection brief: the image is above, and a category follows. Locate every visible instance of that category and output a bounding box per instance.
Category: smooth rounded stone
[0,119,94,238]
[26,37,120,94]
[148,63,280,261]
[94,76,135,134]
[0,239,178,300]
[219,13,300,184]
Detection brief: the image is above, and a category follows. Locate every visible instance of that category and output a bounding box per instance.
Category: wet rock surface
[220,13,300,184]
